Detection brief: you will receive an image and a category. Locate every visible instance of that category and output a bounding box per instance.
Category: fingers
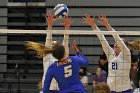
[82,17,87,24]
[98,15,107,19]
[47,11,55,18]
[98,15,108,24]
[69,40,78,52]
[45,15,48,20]
[70,40,76,48]
[82,16,86,20]
[98,16,102,19]
[62,16,72,28]
[92,16,95,19]
[98,20,102,24]
[47,11,51,17]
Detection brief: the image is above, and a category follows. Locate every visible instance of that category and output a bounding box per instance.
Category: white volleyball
[54,4,69,18]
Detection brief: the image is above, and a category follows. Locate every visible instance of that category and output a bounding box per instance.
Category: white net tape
[0,29,140,35]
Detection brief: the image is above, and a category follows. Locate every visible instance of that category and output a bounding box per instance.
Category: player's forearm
[111,28,130,55]
[45,24,53,47]
[43,82,49,93]
[45,32,52,47]
[105,24,113,31]
[48,24,52,30]
[43,76,50,93]
[62,34,69,56]
[90,23,98,30]
[93,27,112,59]
[76,51,89,66]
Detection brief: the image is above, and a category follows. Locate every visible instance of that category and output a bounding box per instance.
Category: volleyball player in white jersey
[83,15,132,93]
[42,12,71,93]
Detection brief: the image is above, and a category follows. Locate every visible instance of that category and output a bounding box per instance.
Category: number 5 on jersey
[64,65,72,78]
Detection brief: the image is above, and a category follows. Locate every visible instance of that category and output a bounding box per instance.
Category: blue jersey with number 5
[43,51,89,93]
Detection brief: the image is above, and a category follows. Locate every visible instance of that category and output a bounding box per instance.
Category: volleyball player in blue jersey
[25,40,89,93]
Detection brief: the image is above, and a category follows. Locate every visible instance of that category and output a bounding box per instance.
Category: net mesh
[0,29,140,92]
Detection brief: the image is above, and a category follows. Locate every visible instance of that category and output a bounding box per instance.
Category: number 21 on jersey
[112,62,118,70]
[64,65,72,78]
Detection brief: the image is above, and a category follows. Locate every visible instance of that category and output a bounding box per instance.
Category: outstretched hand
[98,15,109,27]
[61,16,72,30]
[45,12,56,30]
[98,15,112,31]
[83,14,97,29]
[70,40,79,53]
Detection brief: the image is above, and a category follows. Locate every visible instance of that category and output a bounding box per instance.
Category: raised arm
[83,15,113,59]
[70,40,89,66]
[98,16,131,58]
[45,12,56,48]
[62,16,72,57]
[43,66,53,93]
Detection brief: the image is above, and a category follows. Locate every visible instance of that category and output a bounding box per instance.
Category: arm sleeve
[43,32,52,66]
[62,33,69,56]
[45,32,52,48]
[111,28,131,60]
[94,27,114,59]
[74,51,89,66]
[43,66,53,93]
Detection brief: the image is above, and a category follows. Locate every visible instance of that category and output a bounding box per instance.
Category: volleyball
[54,4,69,18]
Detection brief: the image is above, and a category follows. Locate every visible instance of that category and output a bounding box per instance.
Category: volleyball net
[0,29,140,92]
[0,29,139,70]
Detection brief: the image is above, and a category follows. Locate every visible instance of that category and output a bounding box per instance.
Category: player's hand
[70,40,79,53]
[98,15,113,31]
[45,12,56,30]
[83,14,97,29]
[98,15,109,27]
[61,16,72,30]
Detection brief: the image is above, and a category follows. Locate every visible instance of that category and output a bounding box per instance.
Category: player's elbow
[84,59,89,66]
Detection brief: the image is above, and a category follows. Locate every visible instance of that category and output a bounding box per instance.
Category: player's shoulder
[71,55,80,61]
[49,61,57,68]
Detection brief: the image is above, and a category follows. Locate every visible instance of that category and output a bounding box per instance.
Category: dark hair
[79,67,87,76]
[99,53,107,60]
[52,43,65,60]
[96,66,101,70]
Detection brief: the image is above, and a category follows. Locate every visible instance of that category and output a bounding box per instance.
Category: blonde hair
[125,40,140,52]
[25,41,53,58]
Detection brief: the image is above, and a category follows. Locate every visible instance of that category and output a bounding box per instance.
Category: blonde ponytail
[25,41,53,58]
[126,40,140,52]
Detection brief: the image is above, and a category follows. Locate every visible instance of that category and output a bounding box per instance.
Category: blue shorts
[111,89,132,93]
